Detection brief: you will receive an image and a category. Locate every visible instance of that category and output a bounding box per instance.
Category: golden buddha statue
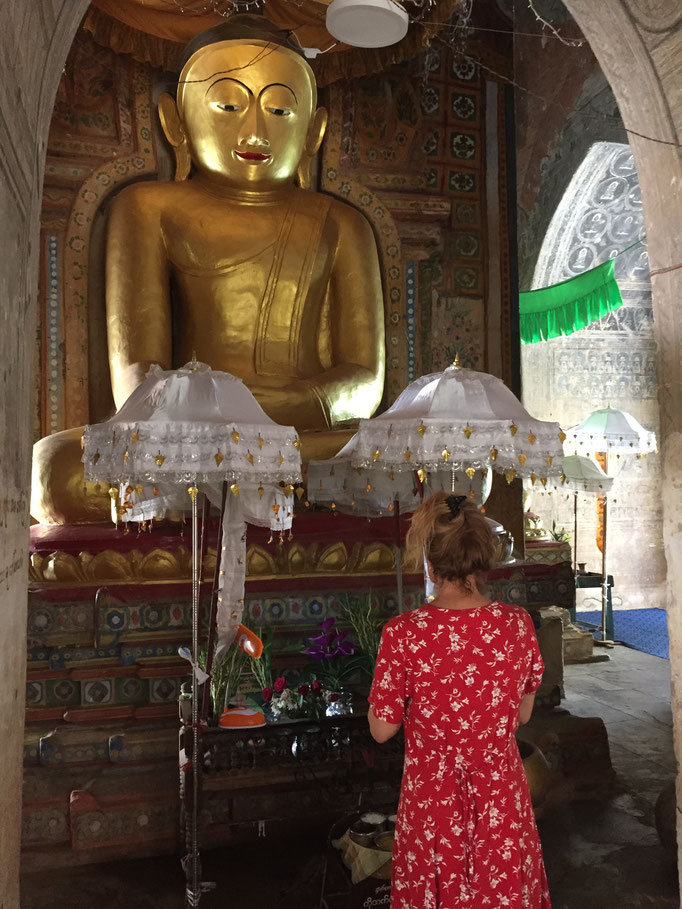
[31,15,385,524]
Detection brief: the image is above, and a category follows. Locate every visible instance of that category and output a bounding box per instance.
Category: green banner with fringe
[519,257,624,344]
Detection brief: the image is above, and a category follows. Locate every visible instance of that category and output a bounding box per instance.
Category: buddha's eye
[265,107,293,117]
[216,103,241,112]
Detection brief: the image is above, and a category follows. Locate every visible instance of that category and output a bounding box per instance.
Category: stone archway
[0,2,680,904]
[562,0,682,874]
[0,4,92,905]
[522,141,665,614]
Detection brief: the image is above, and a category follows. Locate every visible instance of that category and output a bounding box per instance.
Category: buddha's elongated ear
[158,93,191,182]
[297,107,328,189]
[306,107,328,156]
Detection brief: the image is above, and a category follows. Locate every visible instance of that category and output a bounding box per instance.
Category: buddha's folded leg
[298,428,356,465]
[31,426,111,524]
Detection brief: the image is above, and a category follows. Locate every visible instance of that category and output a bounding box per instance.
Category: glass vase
[325,692,354,717]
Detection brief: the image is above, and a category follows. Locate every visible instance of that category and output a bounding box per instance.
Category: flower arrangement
[261,676,331,722]
[249,626,273,692]
[550,520,571,543]
[244,609,382,724]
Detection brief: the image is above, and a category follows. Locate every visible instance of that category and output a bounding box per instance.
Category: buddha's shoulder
[112,180,197,215]
[302,190,374,234]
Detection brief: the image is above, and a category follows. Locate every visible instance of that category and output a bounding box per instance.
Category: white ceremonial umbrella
[83,361,301,655]
[564,405,656,467]
[83,360,301,908]
[308,432,493,517]
[309,361,565,609]
[562,453,614,492]
[559,454,615,579]
[563,407,656,644]
[308,432,493,613]
[352,361,565,481]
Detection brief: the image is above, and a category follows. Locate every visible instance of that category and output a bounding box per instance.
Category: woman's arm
[368,706,402,743]
[518,692,536,727]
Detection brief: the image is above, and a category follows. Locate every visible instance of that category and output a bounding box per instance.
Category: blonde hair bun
[406,491,496,588]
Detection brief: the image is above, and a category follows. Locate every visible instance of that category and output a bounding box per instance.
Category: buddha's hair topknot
[177,13,306,75]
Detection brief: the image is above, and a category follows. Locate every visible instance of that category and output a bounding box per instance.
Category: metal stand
[182,484,218,908]
[573,492,579,582]
[187,485,201,906]
[200,481,229,722]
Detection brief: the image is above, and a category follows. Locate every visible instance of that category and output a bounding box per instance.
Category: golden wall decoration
[29,541,417,587]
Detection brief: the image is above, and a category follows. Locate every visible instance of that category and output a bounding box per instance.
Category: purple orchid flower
[303,644,335,659]
[302,616,355,663]
[309,631,336,648]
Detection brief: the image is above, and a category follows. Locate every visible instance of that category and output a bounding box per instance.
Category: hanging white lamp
[326,0,409,48]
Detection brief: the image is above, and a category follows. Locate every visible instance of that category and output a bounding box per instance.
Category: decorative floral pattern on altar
[244,591,417,627]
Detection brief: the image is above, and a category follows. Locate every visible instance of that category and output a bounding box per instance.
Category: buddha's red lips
[235,151,270,161]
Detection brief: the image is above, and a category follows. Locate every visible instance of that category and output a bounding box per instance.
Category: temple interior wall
[0,1,680,901]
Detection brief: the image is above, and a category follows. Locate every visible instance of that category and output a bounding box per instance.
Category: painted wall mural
[38,32,157,438]
[321,45,508,405]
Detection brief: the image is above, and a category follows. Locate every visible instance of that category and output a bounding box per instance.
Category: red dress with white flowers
[369,601,551,909]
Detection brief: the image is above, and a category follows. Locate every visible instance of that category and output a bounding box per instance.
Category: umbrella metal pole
[187,485,201,907]
[196,494,211,639]
[393,498,405,614]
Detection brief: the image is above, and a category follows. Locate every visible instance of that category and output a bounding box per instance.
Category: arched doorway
[562,0,682,871]
[522,140,665,614]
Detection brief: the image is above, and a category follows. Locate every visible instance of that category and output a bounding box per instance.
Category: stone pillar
[0,3,89,904]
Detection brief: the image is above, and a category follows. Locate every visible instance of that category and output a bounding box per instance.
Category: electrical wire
[425,30,682,150]
[414,19,585,43]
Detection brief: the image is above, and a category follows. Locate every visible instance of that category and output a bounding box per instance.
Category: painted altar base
[24,514,579,867]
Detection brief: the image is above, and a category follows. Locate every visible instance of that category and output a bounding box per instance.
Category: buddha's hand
[250,381,329,432]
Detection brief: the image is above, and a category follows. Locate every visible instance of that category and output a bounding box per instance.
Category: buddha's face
[177,41,317,189]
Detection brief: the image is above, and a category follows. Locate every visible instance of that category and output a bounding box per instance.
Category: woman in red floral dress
[368,492,551,908]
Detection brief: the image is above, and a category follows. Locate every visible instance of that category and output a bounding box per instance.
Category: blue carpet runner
[577,608,669,659]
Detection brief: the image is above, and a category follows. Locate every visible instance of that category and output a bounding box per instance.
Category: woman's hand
[368,706,401,743]
[517,692,536,727]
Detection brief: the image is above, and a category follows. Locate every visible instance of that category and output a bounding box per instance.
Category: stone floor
[21,646,678,909]
[542,646,677,909]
